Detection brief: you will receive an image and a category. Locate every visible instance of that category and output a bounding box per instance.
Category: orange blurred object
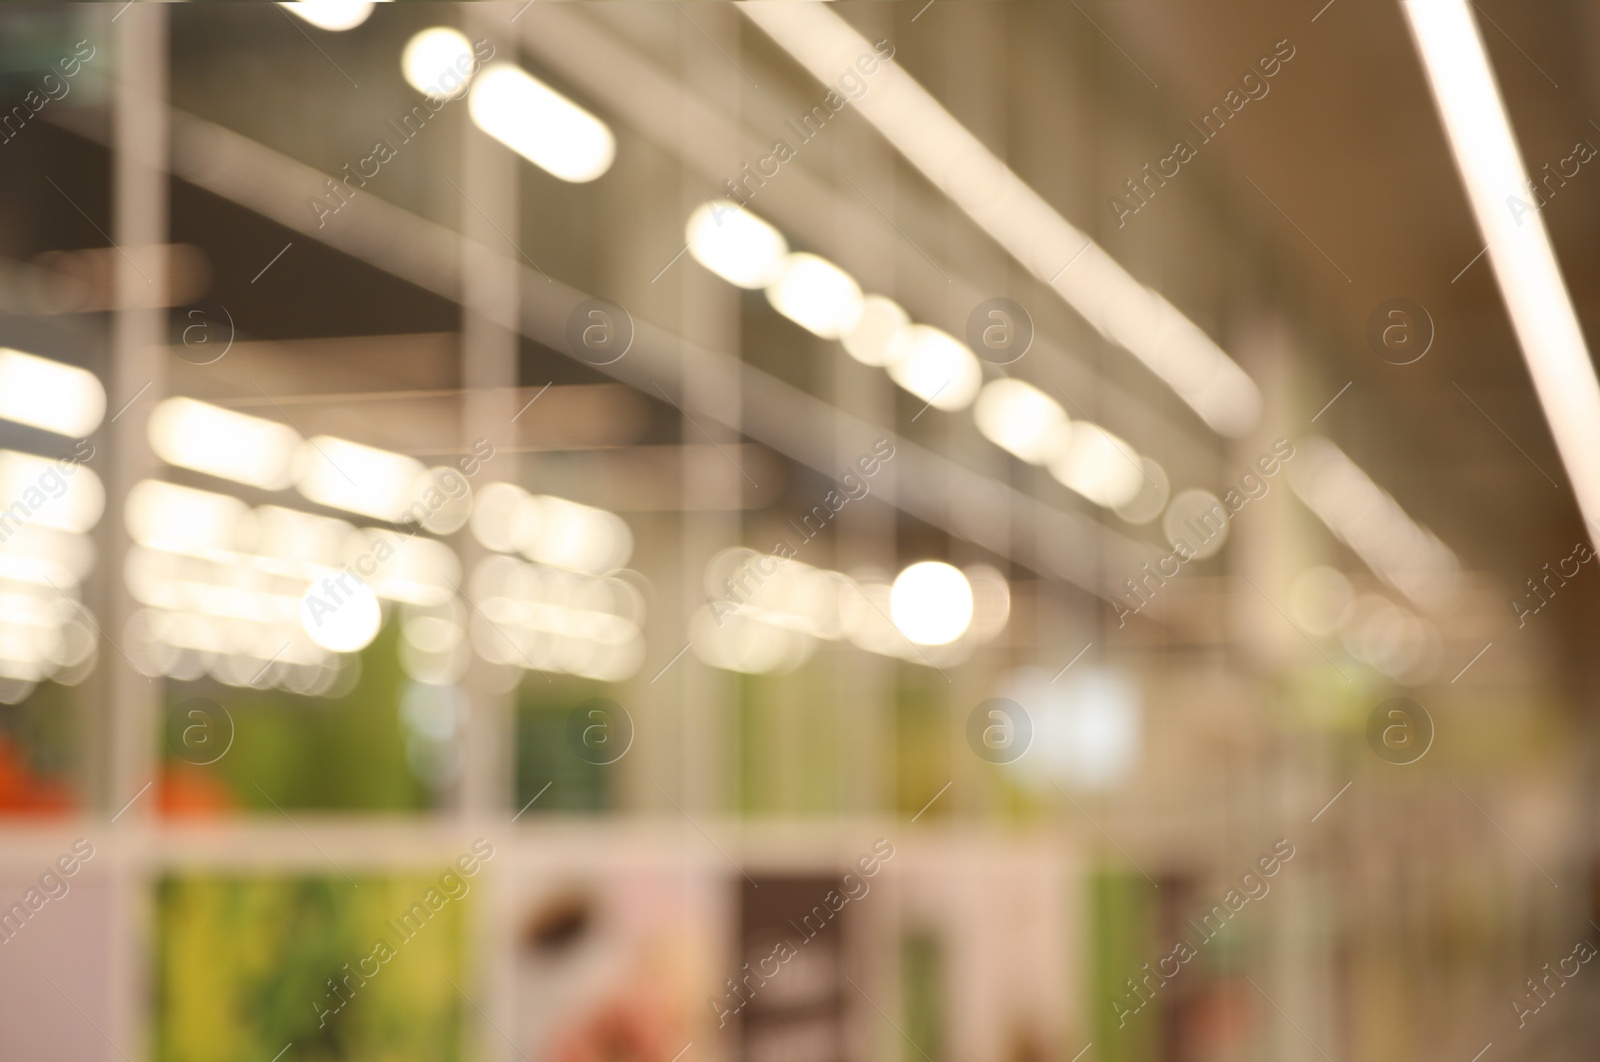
[0,735,72,815]
[158,763,234,818]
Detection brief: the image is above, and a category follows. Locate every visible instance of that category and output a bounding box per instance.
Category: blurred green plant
[516,673,611,813]
[154,872,467,1062]
[162,619,427,813]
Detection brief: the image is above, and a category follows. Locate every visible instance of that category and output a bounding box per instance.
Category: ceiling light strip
[737,2,1262,437]
[1403,0,1600,533]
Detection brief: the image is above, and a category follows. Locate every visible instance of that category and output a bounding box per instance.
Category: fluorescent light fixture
[526,494,633,574]
[765,252,865,339]
[467,554,646,681]
[1112,458,1169,525]
[468,480,631,574]
[973,378,1070,464]
[248,505,353,568]
[691,606,815,675]
[278,0,378,32]
[148,397,299,491]
[469,63,616,182]
[300,575,382,653]
[469,481,536,554]
[738,4,1262,436]
[126,480,248,554]
[402,26,477,97]
[1403,0,1600,534]
[0,524,95,588]
[686,200,789,288]
[842,295,912,368]
[344,529,459,606]
[1006,665,1142,791]
[0,449,105,534]
[1287,436,1460,611]
[1049,422,1145,509]
[0,348,105,438]
[890,561,974,645]
[294,436,425,522]
[886,324,982,411]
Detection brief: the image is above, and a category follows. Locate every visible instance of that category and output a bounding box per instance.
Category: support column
[108,10,168,1061]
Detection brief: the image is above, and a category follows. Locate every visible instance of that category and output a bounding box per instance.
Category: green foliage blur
[162,620,428,812]
[154,871,468,1062]
[516,673,610,813]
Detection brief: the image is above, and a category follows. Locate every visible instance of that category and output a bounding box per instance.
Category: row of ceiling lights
[684,201,1164,518]
[0,6,1480,695]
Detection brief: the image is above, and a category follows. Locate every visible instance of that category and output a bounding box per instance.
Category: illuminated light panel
[294,436,425,522]
[737,3,1263,436]
[973,378,1070,464]
[149,397,299,491]
[686,200,790,289]
[765,252,865,339]
[841,295,912,368]
[277,0,378,31]
[0,348,106,438]
[1287,436,1461,611]
[126,480,248,555]
[1403,0,1600,534]
[469,63,616,182]
[402,26,477,97]
[467,554,645,682]
[246,505,353,568]
[300,574,383,653]
[469,481,632,575]
[1049,423,1145,509]
[890,561,973,646]
[0,449,105,535]
[886,325,982,411]
[343,529,459,606]
[692,552,1008,673]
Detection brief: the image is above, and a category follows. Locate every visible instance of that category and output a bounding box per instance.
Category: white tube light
[148,397,300,491]
[0,348,106,438]
[842,295,912,367]
[0,450,104,534]
[126,480,248,555]
[1049,423,1145,509]
[278,1,377,32]
[886,324,981,411]
[687,200,790,289]
[1402,0,1600,534]
[890,561,974,646]
[402,27,478,98]
[974,378,1070,464]
[738,3,1262,436]
[295,436,425,522]
[469,63,616,183]
[765,252,865,339]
